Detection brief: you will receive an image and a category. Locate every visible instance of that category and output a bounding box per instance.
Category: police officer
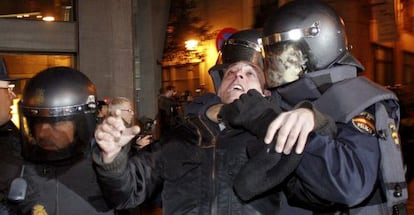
[0,65,20,215]
[0,67,116,214]
[251,0,406,214]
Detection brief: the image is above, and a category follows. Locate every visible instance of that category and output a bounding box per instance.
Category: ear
[263,89,272,96]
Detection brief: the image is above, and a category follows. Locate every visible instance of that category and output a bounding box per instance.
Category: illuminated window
[0,0,74,22]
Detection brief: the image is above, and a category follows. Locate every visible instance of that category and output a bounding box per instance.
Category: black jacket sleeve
[92,143,159,209]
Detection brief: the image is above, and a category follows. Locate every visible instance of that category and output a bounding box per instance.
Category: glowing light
[185,40,199,51]
[11,97,20,129]
[287,29,303,41]
[42,16,55,22]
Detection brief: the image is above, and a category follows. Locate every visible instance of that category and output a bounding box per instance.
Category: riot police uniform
[0,67,115,215]
[259,0,406,214]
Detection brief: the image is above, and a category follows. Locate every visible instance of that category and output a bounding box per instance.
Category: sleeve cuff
[93,143,130,175]
[295,101,337,137]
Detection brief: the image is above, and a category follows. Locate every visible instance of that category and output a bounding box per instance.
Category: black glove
[218,89,282,138]
[233,145,303,201]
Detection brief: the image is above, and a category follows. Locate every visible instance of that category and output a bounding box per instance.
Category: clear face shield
[18,102,95,162]
[260,22,320,88]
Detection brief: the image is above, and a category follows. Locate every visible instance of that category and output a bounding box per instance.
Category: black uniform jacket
[0,121,114,215]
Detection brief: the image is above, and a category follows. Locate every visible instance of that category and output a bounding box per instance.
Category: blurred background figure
[109,96,152,149]
[96,100,109,124]
[109,97,135,127]
[157,85,180,140]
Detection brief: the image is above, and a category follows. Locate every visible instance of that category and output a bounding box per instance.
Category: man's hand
[136,135,152,149]
[95,109,140,163]
[265,108,314,154]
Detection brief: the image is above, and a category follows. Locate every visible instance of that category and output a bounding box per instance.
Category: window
[402,0,414,33]
[372,44,394,86]
[0,0,74,22]
[403,51,414,86]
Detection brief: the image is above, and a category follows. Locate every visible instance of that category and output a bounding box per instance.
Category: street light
[185,39,199,51]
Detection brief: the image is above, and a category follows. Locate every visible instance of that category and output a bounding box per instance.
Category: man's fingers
[264,116,283,144]
[295,130,309,154]
[266,108,315,154]
[125,125,141,136]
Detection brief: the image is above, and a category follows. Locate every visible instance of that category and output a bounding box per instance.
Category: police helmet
[19,67,97,162]
[210,29,264,92]
[261,0,364,87]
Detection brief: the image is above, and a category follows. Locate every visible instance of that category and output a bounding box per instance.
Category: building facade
[0,0,414,123]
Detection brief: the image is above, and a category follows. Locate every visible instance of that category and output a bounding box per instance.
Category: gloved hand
[218,89,282,138]
[234,145,303,201]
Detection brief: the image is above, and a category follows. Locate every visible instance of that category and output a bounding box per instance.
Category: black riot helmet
[261,0,364,88]
[19,67,98,162]
[210,29,264,92]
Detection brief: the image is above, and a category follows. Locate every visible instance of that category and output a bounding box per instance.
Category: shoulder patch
[352,111,376,135]
[32,204,48,215]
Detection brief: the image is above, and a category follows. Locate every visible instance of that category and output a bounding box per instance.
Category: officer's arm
[285,108,380,207]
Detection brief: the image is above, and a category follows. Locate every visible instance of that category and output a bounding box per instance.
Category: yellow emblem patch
[390,123,400,145]
[352,112,376,135]
[32,204,48,215]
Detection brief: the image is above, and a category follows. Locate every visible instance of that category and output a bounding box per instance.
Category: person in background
[157,85,180,139]
[0,67,20,215]
[109,96,151,149]
[0,66,116,215]
[96,100,109,124]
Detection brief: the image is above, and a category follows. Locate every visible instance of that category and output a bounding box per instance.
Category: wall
[78,0,134,103]
[134,0,170,119]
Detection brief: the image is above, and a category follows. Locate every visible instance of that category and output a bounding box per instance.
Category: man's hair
[109,97,132,113]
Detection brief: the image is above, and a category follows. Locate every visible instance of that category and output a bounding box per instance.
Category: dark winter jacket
[93,113,289,215]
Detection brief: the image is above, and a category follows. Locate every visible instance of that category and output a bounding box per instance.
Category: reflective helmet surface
[19,66,97,162]
[262,0,363,87]
[217,29,263,69]
[210,29,264,92]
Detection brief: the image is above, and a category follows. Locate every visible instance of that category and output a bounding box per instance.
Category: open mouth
[232,84,244,91]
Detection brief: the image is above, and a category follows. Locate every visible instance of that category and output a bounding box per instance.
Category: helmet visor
[19,103,94,162]
[217,38,264,69]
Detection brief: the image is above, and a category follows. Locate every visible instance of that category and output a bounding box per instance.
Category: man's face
[218,62,263,104]
[119,102,134,127]
[33,120,75,151]
[0,81,16,126]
